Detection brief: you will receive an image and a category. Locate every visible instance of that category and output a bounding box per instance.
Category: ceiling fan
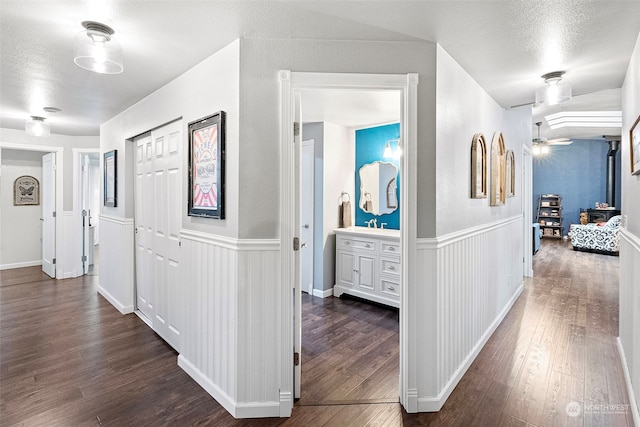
[533,122,573,146]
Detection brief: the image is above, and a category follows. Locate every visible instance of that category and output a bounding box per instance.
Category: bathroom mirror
[359,161,398,216]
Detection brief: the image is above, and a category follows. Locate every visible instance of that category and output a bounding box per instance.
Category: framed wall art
[13,175,40,206]
[630,114,640,175]
[490,132,506,206]
[104,150,117,207]
[188,111,226,219]
[470,133,487,198]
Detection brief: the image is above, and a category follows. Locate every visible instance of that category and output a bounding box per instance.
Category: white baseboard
[617,337,640,426]
[313,288,333,298]
[0,260,42,270]
[179,355,281,419]
[418,280,525,412]
[97,286,134,314]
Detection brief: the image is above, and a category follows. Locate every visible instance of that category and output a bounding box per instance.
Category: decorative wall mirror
[359,161,398,215]
[470,133,487,199]
[490,132,506,206]
[505,150,515,197]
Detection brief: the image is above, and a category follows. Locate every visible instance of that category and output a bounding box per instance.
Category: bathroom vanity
[334,227,401,308]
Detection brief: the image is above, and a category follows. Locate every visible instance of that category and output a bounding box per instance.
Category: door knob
[303,224,310,229]
[301,242,308,248]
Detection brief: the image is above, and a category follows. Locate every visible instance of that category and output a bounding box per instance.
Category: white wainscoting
[414,215,524,411]
[98,215,135,314]
[618,228,640,426]
[177,230,281,419]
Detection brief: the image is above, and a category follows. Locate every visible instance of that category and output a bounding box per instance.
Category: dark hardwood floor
[0,239,633,426]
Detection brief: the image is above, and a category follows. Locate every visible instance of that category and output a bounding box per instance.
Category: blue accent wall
[533,139,622,236]
[355,123,401,229]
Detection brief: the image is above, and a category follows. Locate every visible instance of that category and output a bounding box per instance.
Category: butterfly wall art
[14,175,40,206]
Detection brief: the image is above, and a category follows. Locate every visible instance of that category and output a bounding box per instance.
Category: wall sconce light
[74,21,123,74]
[535,71,571,106]
[25,116,51,137]
[383,139,401,159]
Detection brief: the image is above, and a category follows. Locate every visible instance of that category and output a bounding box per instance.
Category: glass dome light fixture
[74,21,123,74]
[25,116,51,137]
[535,71,571,106]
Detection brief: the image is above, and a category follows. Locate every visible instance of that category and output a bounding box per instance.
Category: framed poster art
[188,111,226,219]
[14,175,40,206]
[630,114,640,175]
[104,150,117,207]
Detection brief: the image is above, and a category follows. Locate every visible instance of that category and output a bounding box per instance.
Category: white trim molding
[279,71,419,416]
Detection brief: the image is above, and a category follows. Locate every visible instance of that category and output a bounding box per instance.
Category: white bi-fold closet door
[134,119,183,352]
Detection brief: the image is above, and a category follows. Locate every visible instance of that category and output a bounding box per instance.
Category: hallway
[0,239,632,426]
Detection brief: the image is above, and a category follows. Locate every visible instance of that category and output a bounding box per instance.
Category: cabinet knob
[345,241,351,245]
[365,243,371,248]
[389,247,395,251]
[389,266,395,271]
[388,286,395,291]
[353,269,358,273]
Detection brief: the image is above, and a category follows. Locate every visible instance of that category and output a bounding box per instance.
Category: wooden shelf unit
[537,194,563,238]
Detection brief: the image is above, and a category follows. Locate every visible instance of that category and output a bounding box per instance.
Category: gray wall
[239,37,438,238]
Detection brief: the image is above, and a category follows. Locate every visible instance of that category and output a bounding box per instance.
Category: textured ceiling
[1,1,639,139]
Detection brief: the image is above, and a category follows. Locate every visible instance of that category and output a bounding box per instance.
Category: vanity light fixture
[383,139,401,159]
[383,142,393,158]
[25,116,50,137]
[74,21,123,74]
[535,71,571,106]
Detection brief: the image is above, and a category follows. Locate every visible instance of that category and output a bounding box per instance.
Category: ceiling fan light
[25,116,50,137]
[541,144,550,154]
[74,21,123,74]
[535,71,571,106]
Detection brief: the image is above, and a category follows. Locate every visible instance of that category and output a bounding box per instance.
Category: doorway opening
[297,89,402,406]
[0,142,63,278]
[279,71,419,416]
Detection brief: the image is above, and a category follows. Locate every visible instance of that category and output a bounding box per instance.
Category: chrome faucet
[380,222,387,230]
[366,219,377,228]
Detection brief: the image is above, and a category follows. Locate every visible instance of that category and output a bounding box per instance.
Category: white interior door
[300,139,315,295]
[82,155,90,275]
[42,152,56,278]
[134,120,183,351]
[135,134,155,323]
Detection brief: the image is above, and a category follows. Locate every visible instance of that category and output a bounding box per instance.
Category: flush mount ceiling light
[545,111,622,129]
[25,116,50,137]
[74,21,123,74]
[535,71,571,106]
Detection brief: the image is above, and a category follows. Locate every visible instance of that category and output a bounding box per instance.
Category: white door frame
[73,148,100,277]
[0,141,64,278]
[278,71,419,416]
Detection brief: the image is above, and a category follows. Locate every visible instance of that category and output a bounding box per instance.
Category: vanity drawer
[381,278,400,298]
[381,242,400,256]
[337,236,376,251]
[380,258,400,276]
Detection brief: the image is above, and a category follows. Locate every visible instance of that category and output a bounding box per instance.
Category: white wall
[0,149,43,269]
[406,45,529,411]
[435,46,529,235]
[322,122,354,292]
[0,129,99,210]
[619,31,640,426]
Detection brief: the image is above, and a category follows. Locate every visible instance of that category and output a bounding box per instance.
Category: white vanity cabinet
[334,228,401,308]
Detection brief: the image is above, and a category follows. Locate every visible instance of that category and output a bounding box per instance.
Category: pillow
[606,215,622,229]
[597,222,606,226]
